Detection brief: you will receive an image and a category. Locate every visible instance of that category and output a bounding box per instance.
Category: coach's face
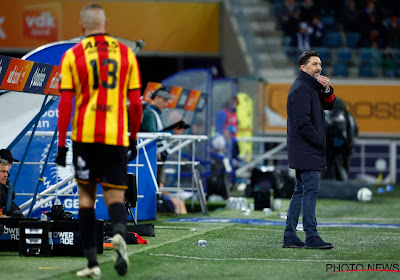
[301,56,322,79]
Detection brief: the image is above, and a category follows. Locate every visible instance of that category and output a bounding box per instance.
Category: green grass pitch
[1,184,399,280]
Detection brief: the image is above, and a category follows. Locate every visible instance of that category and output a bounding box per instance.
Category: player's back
[60,34,140,146]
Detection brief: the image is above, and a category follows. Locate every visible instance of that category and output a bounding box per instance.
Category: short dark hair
[299,50,320,66]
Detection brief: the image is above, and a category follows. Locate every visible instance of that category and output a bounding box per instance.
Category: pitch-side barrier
[236,136,399,183]
[15,132,208,221]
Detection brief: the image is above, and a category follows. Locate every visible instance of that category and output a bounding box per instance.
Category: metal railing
[236,135,400,183]
[14,132,208,219]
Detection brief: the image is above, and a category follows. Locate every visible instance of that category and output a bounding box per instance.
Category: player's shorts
[72,141,129,189]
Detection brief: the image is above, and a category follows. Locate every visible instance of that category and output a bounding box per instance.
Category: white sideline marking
[236,227,281,231]
[155,226,196,230]
[149,254,399,263]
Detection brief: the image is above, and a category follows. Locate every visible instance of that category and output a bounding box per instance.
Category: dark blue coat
[286,71,335,171]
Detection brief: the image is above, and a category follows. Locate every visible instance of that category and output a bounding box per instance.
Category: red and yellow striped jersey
[59,34,141,146]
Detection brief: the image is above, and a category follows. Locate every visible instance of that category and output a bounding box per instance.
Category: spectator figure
[385,16,400,48]
[381,46,398,77]
[280,0,298,30]
[369,41,382,65]
[283,7,302,39]
[300,0,319,23]
[360,1,385,47]
[210,96,241,198]
[341,0,361,32]
[0,149,24,217]
[140,87,187,214]
[209,124,240,199]
[291,22,311,58]
[0,158,23,217]
[309,15,324,47]
[215,96,239,138]
[362,0,381,19]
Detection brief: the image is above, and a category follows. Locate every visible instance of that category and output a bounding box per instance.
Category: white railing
[236,135,400,184]
[14,132,208,219]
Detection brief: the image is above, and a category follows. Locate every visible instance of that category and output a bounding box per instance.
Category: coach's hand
[317,75,330,92]
[55,146,68,167]
[128,139,137,161]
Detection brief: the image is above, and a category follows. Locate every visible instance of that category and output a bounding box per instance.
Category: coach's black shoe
[283,236,305,248]
[304,236,334,249]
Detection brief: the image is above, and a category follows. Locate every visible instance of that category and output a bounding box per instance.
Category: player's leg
[77,182,101,279]
[73,141,101,278]
[103,187,129,276]
[100,144,130,276]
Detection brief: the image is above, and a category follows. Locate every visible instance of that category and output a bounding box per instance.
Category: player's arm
[57,90,74,147]
[128,88,142,141]
[55,90,73,167]
[126,48,142,161]
[127,49,142,140]
[55,52,74,166]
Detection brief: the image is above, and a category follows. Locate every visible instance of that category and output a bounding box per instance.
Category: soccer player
[55,3,142,278]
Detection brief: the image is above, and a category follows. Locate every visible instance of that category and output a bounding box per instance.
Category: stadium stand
[336,47,353,64]
[231,0,399,79]
[323,32,343,48]
[332,63,349,77]
[345,32,361,48]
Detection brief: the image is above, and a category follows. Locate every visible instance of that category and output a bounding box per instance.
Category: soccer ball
[357,187,372,202]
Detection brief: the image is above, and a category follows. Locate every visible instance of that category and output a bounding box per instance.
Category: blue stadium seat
[323,32,342,48]
[345,32,361,48]
[273,0,281,15]
[392,48,400,60]
[315,47,330,64]
[332,63,349,77]
[337,48,353,64]
[358,62,378,77]
[360,48,372,62]
[321,16,338,32]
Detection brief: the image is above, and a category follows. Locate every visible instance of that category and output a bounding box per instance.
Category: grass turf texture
[1,184,399,280]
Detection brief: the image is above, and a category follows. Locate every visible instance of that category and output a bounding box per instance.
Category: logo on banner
[1,58,34,91]
[184,90,202,111]
[0,56,12,84]
[166,86,183,109]
[23,3,60,42]
[143,82,162,102]
[3,226,19,240]
[23,63,53,94]
[7,65,28,85]
[30,67,47,87]
[44,66,61,95]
